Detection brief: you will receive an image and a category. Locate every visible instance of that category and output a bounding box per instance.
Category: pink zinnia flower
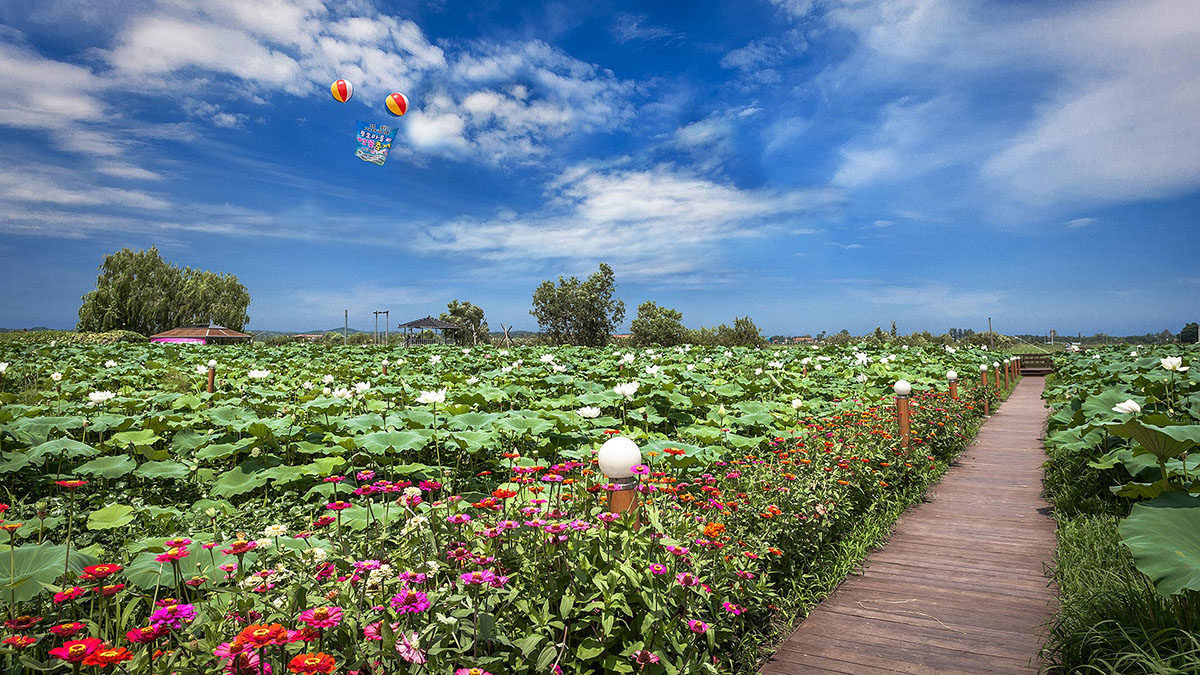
[723,601,744,615]
[676,572,700,587]
[648,563,667,575]
[389,589,430,614]
[459,570,497,586]
[362,620,401,641]
[446,513,471,524]
[631,464,649,475]
[325,501,352,511]
[396,631,426,664]
[687,619,708,634]
[298,606,343,629]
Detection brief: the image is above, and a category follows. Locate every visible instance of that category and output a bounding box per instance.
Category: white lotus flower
[501,366,513,373]
[768,361,783,369]
[754,368,763,375]
[620,353,635,364]
[645,365,660,376]
[703,358,712,364]
[1129,351,1138,357]
[249,369,270,379]
[417,389,446,405]
[613,382,639,398]
[540,354,555,363]
[686,364,695,371]
[322,387,331,395]
[0,362,8,374]
[1112,399,1141,414]
[945,346,956,353]
[980,364,989,371]
[466,376,479,384]
[856,374,868,383]
[552,364,566,373]
[801,357,811,365]
[104,360,117,368]
[814,364,823,371]
[791,398,803,409]
[332,387,353,399]
[302,381,314,390]
[430,355,442,364]
[51,372,62,382]
[723,351,733,358]
[196,364,209,375]
[1162,357,1188,372]
[323,374,335,384]
[462,348,470,355]
[262,524,287,537]
[577,406,601,418]
[382,358,389,366]
[498,350,509,356]
[354,382,371,394]
[88,391,115,405]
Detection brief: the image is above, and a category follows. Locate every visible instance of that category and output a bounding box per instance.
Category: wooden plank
[760,378,1056,675]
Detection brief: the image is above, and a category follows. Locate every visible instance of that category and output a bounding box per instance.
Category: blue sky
[0,0,1197,336]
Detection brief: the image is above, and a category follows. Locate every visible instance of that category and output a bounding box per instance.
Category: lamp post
[947,370,958,400]
[206,359,216,394]
[1003,358,1010,391]
[598,436,642,517]
[980,364,990,416]
[894,380,912,449]
[993,361,1001,389]
[382,358,389,376]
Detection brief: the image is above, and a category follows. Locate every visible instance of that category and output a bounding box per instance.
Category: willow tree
[77,247,250,335]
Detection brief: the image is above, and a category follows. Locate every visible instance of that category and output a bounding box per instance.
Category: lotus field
[0,343,1006,674]
[1040,346,1200,671]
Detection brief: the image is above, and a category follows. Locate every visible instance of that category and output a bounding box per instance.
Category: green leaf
[75,455,137,479]
[0,542,99,603]
[1108,420,1200,461]
[1119,493,1200,595]
[27,438,98,461]
[576,638,604,661]
[355,431,427,455]
[87,504,136,530]
[134,460,190,480]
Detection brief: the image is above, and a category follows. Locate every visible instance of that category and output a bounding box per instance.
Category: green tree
[688,316,765,347]
[530,262,625,346]
[630,301,687,346]
[1180,323,1199,343]
[440,299,490,346]
[77,247,250,335]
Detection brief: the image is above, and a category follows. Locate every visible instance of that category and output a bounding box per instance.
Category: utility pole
[373,311,388,345]
[374,312,379,345]
[384,310,389,346]
[344,310,348,346]
[988,317,993,350]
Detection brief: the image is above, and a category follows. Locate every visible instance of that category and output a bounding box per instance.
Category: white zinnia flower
[1112,399,1141,415]
[262,524,287,537]
[51,372,62,382]
[1162,357,1188,372]
[417,389,446,405]
[613,382,639,398]
[577,406,601,418]
[305,547,328,562]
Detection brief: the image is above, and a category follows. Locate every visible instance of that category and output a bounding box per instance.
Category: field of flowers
[1040,346,1200,673]
[0,342,1006,674]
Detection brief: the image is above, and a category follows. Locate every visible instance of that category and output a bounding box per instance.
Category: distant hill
[0,327,57,333]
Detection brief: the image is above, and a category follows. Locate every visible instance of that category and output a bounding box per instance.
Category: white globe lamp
[598,436,642,482]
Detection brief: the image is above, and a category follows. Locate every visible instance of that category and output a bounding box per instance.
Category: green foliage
[1180,323,1198,344]
[689,316,765,347]
[530,262,625,346]
[0,329,146,344]
[77,246,250,334]
[630,300,687,346]
[441,299,490,345]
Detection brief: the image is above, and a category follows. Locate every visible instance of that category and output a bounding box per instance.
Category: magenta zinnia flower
[389,589,430,614]
[687,619,708,634]
[363,620,402,641]
[648,563,667,575]
[298,606,343,629]
[459,570,497,586]
[676,572,700,587]
[149,603,196,629]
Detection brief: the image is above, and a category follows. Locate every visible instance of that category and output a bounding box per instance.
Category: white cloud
[833,96,978,187]
[844,281,1005,318]
[413,162,838,280]
[1065,217,1097,228]
[824,0,1200,210]
[611,14,684,44]
[0,166,169,210]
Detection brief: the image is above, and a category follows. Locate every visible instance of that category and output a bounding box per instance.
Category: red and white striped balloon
[330,79,353,103]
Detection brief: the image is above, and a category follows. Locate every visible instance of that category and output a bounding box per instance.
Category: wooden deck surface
[761,377,1056,675]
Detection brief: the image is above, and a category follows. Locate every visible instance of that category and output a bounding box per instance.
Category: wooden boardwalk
[762,377,1056,675]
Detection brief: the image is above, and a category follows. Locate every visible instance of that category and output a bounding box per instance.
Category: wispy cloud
[611,14,684,44]
[1066,217,1097,228]
[843,281,1005,318]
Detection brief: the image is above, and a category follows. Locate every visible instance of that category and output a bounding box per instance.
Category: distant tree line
[77,247,250,335]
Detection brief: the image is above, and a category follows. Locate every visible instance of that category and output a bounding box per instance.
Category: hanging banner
[355,121,398,166]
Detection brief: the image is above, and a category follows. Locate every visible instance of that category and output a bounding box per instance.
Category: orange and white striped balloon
[330,79,353,102]
[385,92,409,117]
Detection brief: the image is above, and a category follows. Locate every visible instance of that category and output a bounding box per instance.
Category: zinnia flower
[298,606,343,629]
[50,622,86,637]
[149,603,196,630]
[80,563,122,581]
[49,637,103,663]
[454,669,494,675]
[287,652,337,674]
[126,625,165,644]
[2,635,36,649]
[83,646,133,667]
[237,623,289,649]
[4,615,41,630]
[389,589,431,614]
[687,619,708,634]
[54,587,86,603]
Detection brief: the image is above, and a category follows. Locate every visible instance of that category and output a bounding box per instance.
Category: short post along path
[761,376,1056,675]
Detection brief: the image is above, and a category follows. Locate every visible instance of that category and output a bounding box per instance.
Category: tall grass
[1042,512,1200,673]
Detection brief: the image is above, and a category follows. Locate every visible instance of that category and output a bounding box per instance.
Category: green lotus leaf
[108,428,163,449]
[1107,419,1200,461]
[28,438,99,461]
[1119,493,1200,595]
[211,465,268,498]
[134,460,191,480]
[0,542,99,602]
[356,430,427,455]
[87,503,136,530]
[75,454,137,479]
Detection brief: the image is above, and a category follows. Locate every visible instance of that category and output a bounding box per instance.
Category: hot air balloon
[385,92,409,117]
[331,79,353,102]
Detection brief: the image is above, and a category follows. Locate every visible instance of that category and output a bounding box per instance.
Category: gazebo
[150,324,252,345]
[397,316,458,346]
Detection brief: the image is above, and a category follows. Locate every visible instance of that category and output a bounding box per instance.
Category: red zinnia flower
[55,480,88,490]
[83,646,134,667]
[80,563,123,581]
[126,625,165,644]
[236,623,288,649]
[2,635,36,649]
[50,622,87,637]
[49,637,103,662]
[288,651,337,673]
[4,615,42,631]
